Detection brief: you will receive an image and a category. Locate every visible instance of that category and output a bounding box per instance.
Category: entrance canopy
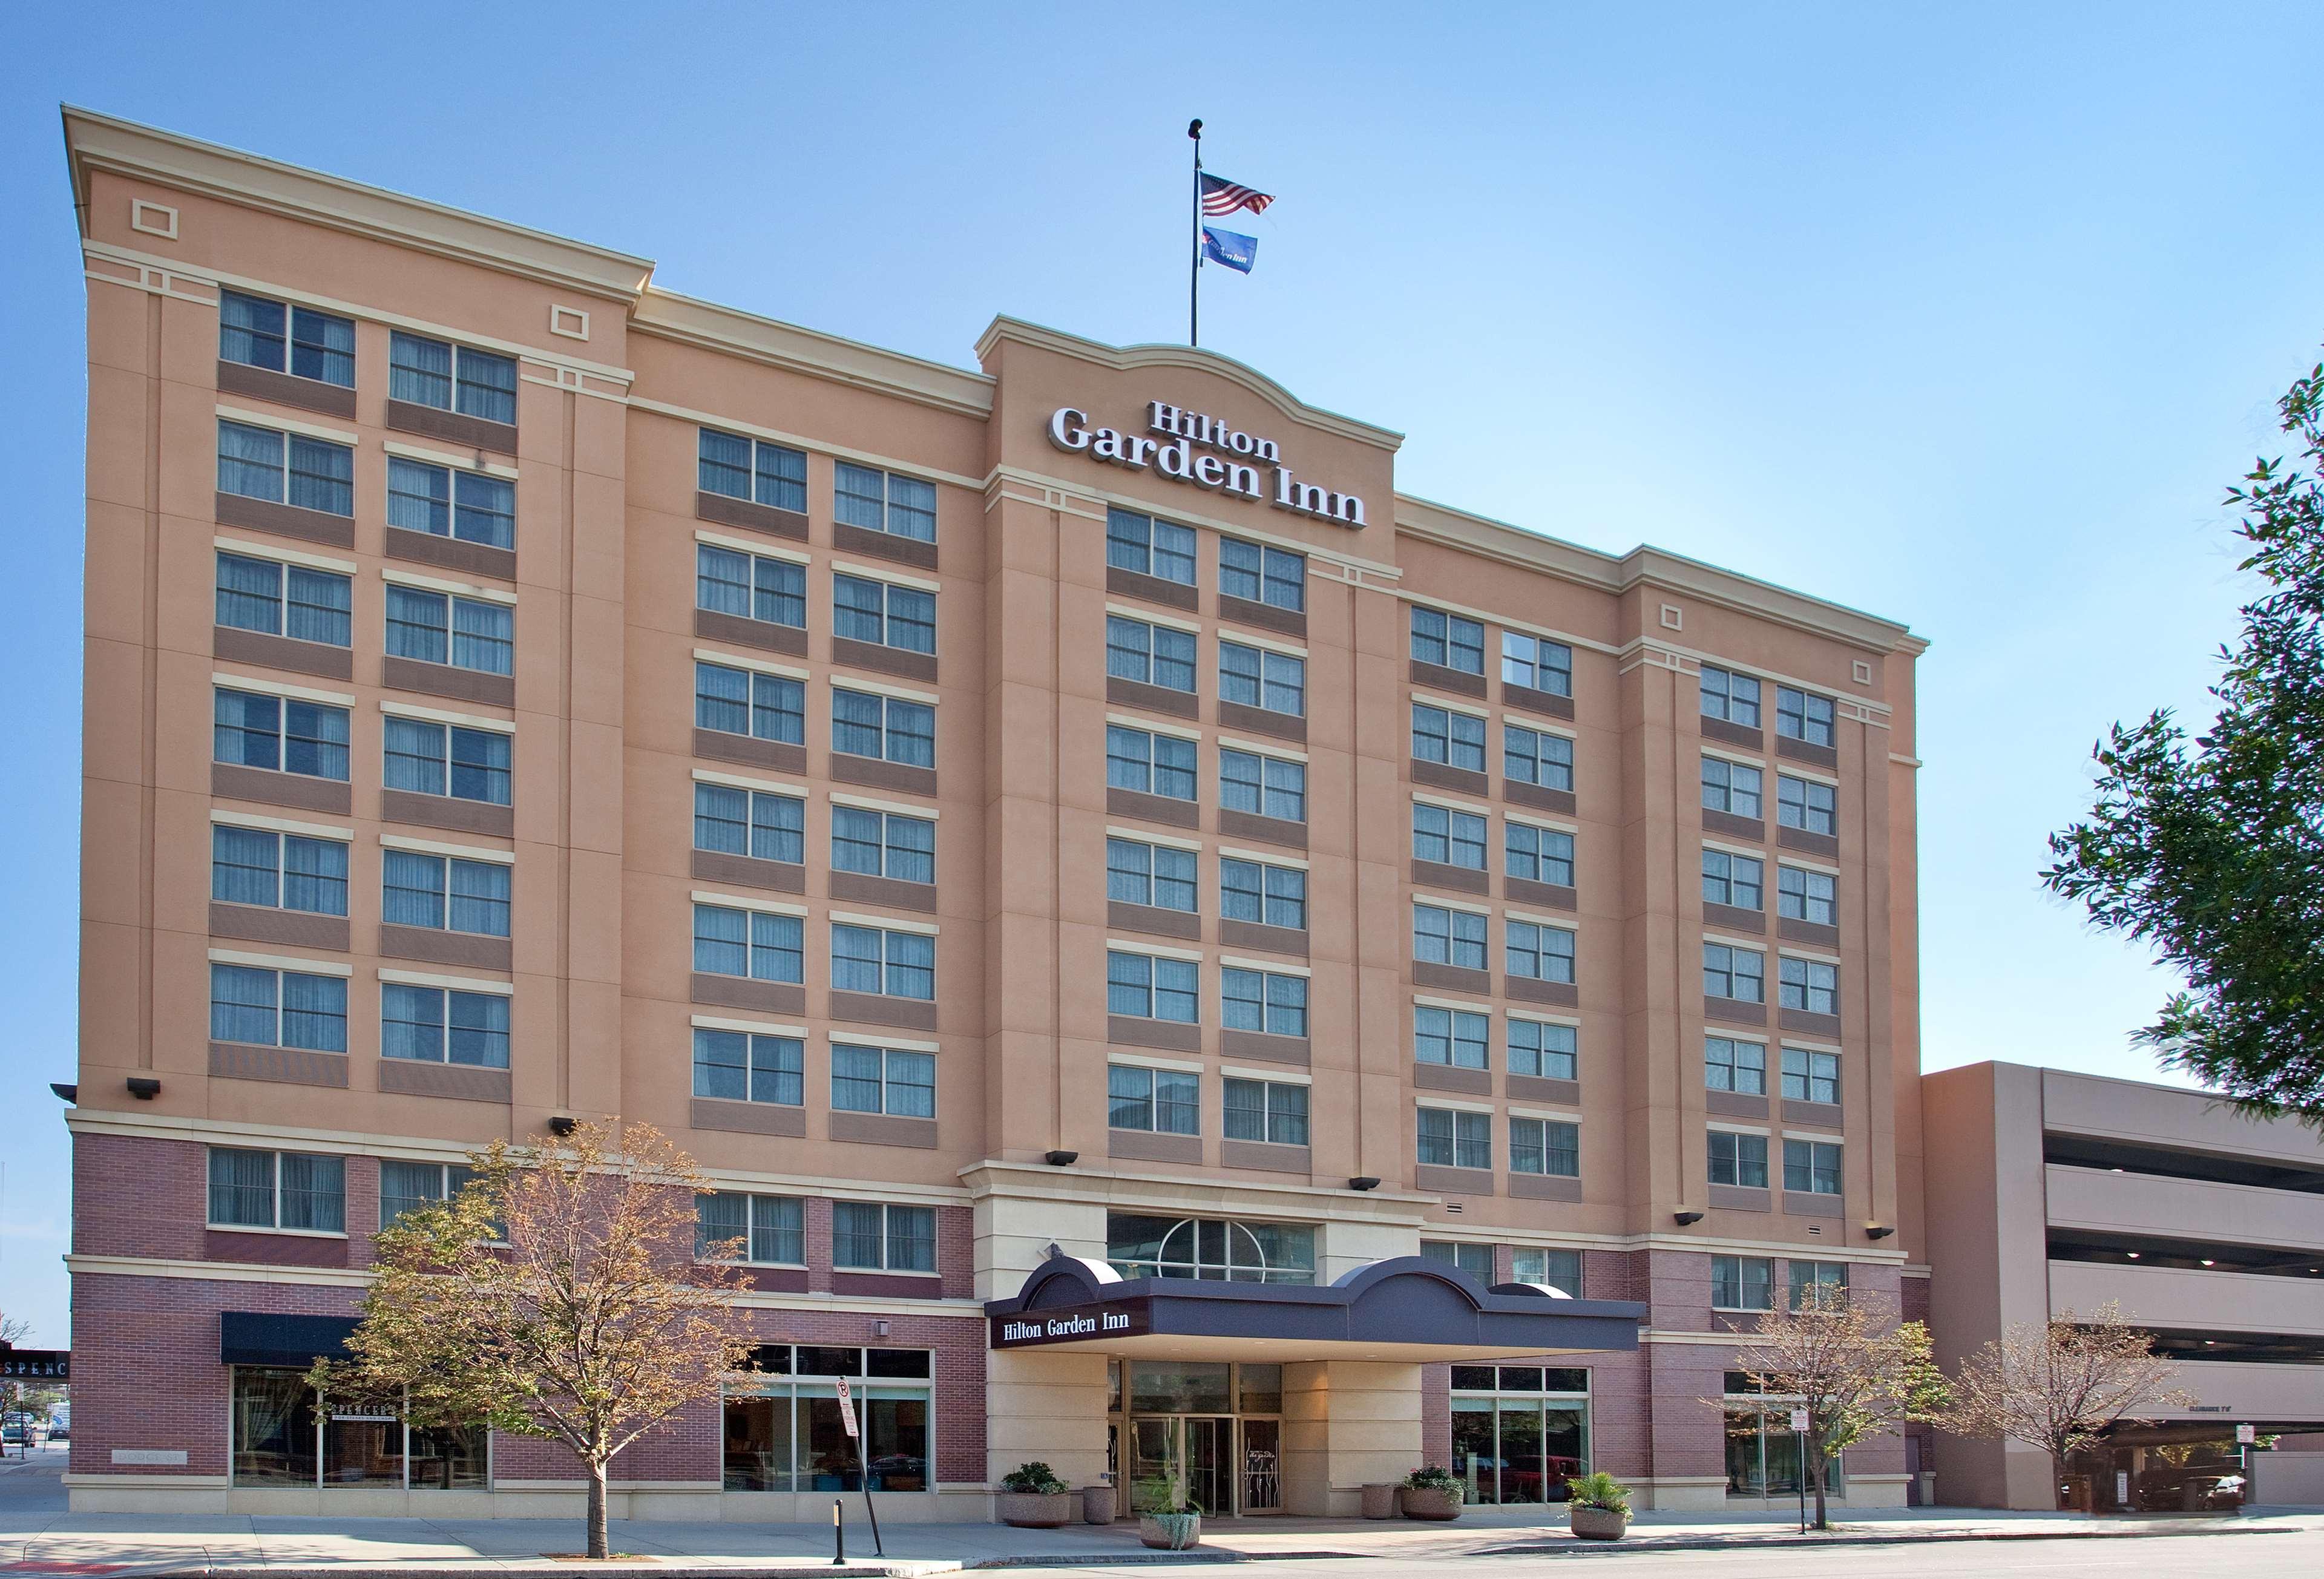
[986,1252,1644,1363]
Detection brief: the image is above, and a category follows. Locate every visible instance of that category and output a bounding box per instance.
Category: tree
[2043,353,2324,1120]
[1944,1303,2196,1508]
[1722,1287,1951,1530]
[0,1311,54,1460]
[310,1121,753,1559]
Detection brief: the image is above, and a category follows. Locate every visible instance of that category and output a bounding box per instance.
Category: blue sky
[4,2,2321,1343]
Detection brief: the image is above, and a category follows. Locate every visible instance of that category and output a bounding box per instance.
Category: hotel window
[219,291,355,386]
[378,1161,488,1236]
[1419,1106,1492,1170]
[1221,856,1306,930]
[697,661,805,745]
[1223,966,1307,1037]
[1700,664,1761,727]
[1107,837,1197,913]
[217,551,351,647]
[1414,902,1487,971]
[1219,537,1304,610]
[1777,775,1838,836]
[1108,725,1196,801]
[1508,1018,1577,1080]
[382,850,510,937]
[836,574,936,655]
[832,1201,936,1272]
[387,458,514,550]
[1712,1254,1774,1311]
[1702,849,1764,910]
[389,332,516,424]
[1106,1213,1316,1283]
[697,1191,805,1264]
[697,429,807,514]
[1106,507,1196,585]
[384,718,511,806]
[210,963,346,1052]
[1778,865,1837,926]
[1502,632,1573,696]
[832,688,934,767]
[1709,1130,1768,1189]
[1107,614,1195,692]
[1506,822,1575,886]
[697,545,806,629]
[834,462,937,543]
[1413,703,1486,772]
[1725,1373,1840,1497]
[1225,1077,1309,1145]
[1220,747,1305,822]
[1219,640,1304,716]
[1782,1138,1843,1195]
[1704,942,1765,1003]
[1411,607,1485,674]
[1108,1064,1199,1135]
[721,1345,933,1494]
[693,903,805,984]
[832,1042,936,1117]
[1506,919,1576,985]
[1705,1036,1767,1094]
[208,1147,344,1232]
[694,1028,804,1107]
[1701,757,1762,818]
[1782,1048,1840,1105]
[1106,950,1198,1023]
[386,586,513,676]
[215,688,350,781]
[211,826,349,916]
[1779,957,1839,1016]
[1416,1005,1489,1069]
[1413,803,1488,870]
[1776,686,1836,748]
[694,783,805,865]
[1510,1116,1580,1177]
[832,925,934,1000]
[1449,1365,1593,1506]
[1423,1239,1496,1281]
[1505,724,1574,792]
[832,806,934,885]
[1512,1247,1583,1295]
[1787,1260,1848,1307]
[382,984,510,1068]
[218,419,353,516]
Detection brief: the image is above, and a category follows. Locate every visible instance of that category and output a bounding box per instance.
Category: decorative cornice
[632,290,994,419]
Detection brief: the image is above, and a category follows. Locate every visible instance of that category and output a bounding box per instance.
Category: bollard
[832,1496,844,1565]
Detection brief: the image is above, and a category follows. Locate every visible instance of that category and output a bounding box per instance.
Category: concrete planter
[996,1489,1075,1528]
[1361,1482,1399,1519]
[1139,1511,1202,1549]
[1399,1485,1464,1521]
[1568,1504,1629,1540]
[1081,1483,1115,1524]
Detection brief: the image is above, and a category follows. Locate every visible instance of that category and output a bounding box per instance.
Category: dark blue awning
[218,1311,361,1367]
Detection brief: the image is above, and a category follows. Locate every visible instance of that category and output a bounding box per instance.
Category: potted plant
[1399,1464,1465,1520]
[996,1462,1075,1528]
[1135,1471,1202,1549]
[1565,1471,1632,1540]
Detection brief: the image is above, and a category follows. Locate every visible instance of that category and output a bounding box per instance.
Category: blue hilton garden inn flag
[1201,225,1258,274]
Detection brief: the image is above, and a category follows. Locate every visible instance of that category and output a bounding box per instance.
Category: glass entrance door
[1183,1417,1233,1515]
[1240,1417,1282,1511]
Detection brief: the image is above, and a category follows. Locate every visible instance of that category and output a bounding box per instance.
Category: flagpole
[1187,119,1203,347]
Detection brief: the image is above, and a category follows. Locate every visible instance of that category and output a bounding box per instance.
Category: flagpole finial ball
[1188,119,1203,139]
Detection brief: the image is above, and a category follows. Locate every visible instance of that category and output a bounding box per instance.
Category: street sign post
[1789,1409,1810,1531]
[835,1377,881,1557]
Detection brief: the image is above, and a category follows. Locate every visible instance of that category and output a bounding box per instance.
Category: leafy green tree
[2044,355,2324,1119]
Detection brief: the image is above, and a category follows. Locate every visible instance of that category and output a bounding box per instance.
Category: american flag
[1200,172,1274,218]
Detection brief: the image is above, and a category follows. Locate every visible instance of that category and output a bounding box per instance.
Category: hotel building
[59,109,1931,1519]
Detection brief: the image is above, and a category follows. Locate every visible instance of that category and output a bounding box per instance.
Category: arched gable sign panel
[986,1253,1642,1364]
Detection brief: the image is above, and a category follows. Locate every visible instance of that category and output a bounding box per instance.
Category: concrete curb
[1479,1520,2299,1557]
[969,1553,1367,1569]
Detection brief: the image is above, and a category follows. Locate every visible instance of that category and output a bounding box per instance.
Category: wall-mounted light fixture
[48,1083,76,1103]
[547,1115,579,1137]
[1673,1209,1704,1226]
[1348,1177,1380,1192]
[126,1077,160,1100]
[1045,1149,1078,1167]
[1865,1224,1895,1240]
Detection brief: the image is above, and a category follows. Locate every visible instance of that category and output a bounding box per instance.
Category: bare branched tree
[1721,1287,1951,1530]
[310,1121,753,1558]
[1943,1302,2196,1507]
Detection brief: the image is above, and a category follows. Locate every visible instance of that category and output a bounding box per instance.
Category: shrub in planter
[1565,1471,1632,1540]
[997,1462,1075,1528]
[1399,1464,1466,1521]
[1135,1472,1203,1549]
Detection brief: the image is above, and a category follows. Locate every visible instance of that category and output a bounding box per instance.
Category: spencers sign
[1046,401,1368,528]
[989,1301,1151,1349]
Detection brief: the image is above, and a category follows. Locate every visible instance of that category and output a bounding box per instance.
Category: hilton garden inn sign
[1046,400,1369,527]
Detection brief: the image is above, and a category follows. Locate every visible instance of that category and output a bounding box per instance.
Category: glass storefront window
[1105,1213,1316,1283]
[1238,1363,1284,1414]
[1449,1367,1590,1504]
[1130,1361,1233,1415]
[720,1347,934,1492]
[407,1423,489,1489]
[232,1367,317,1486]
[323,1408,402,1486]
[1723,1378,1843,1497]
[229,1367,485,1489]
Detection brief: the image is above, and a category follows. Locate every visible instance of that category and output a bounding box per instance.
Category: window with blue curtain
[833,925,933,999]
[382,983,510,1066]
[1510,1018,1579,1080]
[697,545,806,627]
[695,662,804,744]
[220,292,354,386]
[831,807,934,884]
[1219,538,1304,611]
[386,458,514,548]
[215,552,351,647]
[1416,1006,1490,1069]
[697,429,807,513]
[382,718,510,804]
[693,783,804,864]
[693,1029,804,1106]
[1223,967,1307,1037]
[1219,748,1304,822]
[1506,725,1575,791]
[213,689,349,780]
[210,963,346,1051]
[211,826,348,916]
[1106,508,1196,585]
[835,574,936,654]
[385,586,513,674]
[217,421,284,501]
[692,904,804,982]
[1106,726,1197,800]
[832,689,933,767]
[1219,641,1304,715]
[835,464,936,542]
[390,333,515,424]
[1106,950,1197,1022]
[216,421,352,516]
[285,436,353,516]
[832,1045,934,1117]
